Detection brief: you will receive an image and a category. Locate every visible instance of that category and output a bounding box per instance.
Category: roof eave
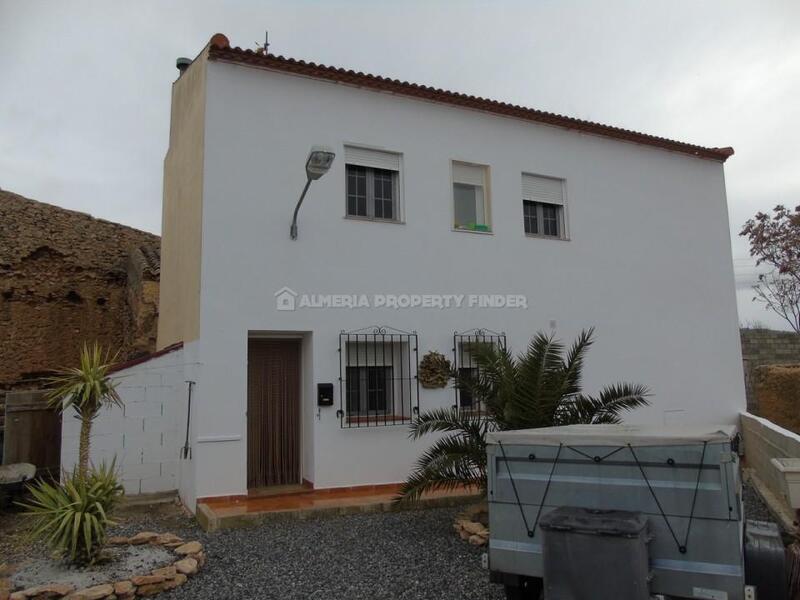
[205,34,734,163]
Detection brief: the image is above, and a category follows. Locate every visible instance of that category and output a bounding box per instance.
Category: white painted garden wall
[61,347,186,495]
[740,411,800,506]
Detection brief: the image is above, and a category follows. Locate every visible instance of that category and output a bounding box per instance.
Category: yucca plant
[20,461,124,564]
[46,343,121,479]
[397,328,650,503]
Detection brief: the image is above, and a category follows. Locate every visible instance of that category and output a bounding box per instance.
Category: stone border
[5,532,206,600]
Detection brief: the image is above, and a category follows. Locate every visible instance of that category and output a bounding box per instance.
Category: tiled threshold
[196,483,481,532]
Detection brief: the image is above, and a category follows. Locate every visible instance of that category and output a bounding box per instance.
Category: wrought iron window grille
[453,328,506,414]
[338,326,420,428]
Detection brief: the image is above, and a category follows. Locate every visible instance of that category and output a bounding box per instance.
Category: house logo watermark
[274,287,527,311]
[274,287,298,311]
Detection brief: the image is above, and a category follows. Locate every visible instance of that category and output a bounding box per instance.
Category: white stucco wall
[61,346,189,496]
[186,59,745,501]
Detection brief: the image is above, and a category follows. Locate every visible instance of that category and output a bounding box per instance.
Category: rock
[468,534,487,546]
[112,582,133,596]
[134,583,165,597]
[189,552,205,568]
[66,584,113,600]
[128,532,159,545]
[173,541,202,555]
[154,534,182,546]
[130,575,163,587]
[162,575,186,591]
[18,583,74,598]
[174,557,197,576]
[107,536,129,546]
[150,566,175,579]
[461,520,487,536]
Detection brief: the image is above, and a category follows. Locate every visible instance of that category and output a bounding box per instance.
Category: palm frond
[400,328,652,505]
[395,433,486,504]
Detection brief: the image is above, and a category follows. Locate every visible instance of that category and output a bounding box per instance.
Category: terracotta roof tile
[205,34,733,163]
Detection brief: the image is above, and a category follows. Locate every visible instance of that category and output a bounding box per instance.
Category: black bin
[539,506,651,600]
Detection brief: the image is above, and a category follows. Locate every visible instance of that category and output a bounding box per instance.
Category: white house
[62,33,745,512]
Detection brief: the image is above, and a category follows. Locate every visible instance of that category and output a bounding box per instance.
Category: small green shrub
[20,460,124,565]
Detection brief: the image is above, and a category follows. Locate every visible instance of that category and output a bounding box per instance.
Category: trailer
[486,424,785,600]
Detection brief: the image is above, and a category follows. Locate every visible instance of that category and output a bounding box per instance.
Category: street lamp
[290,145,335,240]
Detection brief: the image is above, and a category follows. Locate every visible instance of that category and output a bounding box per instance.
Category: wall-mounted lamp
[290,145,335,240]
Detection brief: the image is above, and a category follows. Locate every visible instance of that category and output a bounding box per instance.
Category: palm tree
[47,343,122,479]
[397,328,650,503]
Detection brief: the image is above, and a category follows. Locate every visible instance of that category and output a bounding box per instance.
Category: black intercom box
[317,383,334,406]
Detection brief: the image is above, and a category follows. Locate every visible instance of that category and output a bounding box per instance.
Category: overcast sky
[2,1,799,328]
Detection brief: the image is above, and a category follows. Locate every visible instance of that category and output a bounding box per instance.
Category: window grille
[338,326,419,428]
[453,328,506,414]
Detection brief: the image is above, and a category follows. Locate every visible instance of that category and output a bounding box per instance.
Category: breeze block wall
[61,346,186,495]
[740,328,800,411]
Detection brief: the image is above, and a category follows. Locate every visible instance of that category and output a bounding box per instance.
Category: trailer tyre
[504,577,543,600]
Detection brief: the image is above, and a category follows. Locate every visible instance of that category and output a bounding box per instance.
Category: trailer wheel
[504,577,543,600]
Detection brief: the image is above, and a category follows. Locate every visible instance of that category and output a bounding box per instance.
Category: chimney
[176,57,192,75]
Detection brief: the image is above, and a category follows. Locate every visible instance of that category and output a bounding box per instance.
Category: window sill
[345,415,411,425]
[452,227,494,235]
[344,215,404,225]
[524,233,570,242]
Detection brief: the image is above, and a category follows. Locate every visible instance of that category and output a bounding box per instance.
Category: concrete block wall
[740,411,800,509]
[740,328,800,411]
[61,347,186,495]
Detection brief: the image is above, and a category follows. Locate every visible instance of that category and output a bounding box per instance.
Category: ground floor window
[346,366,392,415]
[453,329,507,414]
[339,327,419,427]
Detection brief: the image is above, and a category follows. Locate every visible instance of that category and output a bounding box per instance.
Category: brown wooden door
[247,339,301,488]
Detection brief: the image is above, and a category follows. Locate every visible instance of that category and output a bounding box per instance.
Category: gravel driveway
[110,505,504,600]
[3,480,775,600]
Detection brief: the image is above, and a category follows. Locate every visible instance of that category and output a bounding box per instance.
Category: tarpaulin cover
[486,423,736,447]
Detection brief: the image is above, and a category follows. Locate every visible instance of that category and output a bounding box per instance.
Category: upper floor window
[522,173,567,239]
[452,162,491,232]
[345,146,402,222]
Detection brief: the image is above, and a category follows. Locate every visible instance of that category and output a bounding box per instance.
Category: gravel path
[2,480,778,600]
[161,506,503,600]
[743,479,775,523]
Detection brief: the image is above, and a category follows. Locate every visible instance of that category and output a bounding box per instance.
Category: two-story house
[62,33,745,511]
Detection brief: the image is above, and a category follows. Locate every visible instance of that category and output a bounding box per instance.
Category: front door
[247,338,301,488]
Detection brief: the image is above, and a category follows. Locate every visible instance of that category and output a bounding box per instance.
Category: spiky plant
[398,407,495,504]
[20,460,124,565]
[46,343,121,479]
[396,328,650,503]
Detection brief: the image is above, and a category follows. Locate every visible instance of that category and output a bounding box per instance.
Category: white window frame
[522,172,569,241]
[451,161,492,234]
[344,145,404,224]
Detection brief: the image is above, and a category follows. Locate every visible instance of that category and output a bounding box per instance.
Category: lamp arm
[290,177,313,240]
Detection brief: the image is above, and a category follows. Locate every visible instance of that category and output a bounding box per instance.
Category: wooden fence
[2,390,61,476]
